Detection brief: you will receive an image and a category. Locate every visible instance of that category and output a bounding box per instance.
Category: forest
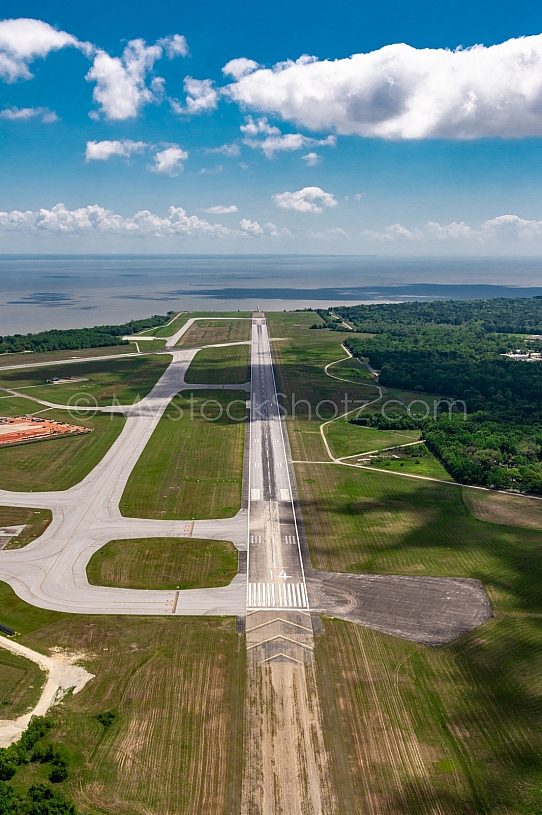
[0,313,174,355]
[315,297,542,493]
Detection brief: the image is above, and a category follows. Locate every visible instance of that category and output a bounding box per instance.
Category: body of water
[1,254,542,334]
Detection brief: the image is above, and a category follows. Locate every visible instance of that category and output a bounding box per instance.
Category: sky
[2,1,542,254]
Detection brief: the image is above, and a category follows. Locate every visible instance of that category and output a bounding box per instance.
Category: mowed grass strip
[0,344,135,369]
[361,446,454,480]
[87,537,238,590]
[121,390,246,519]
[463,488,542,530]
[325,421,420,458]
[177,318,250,348]
[0,354,170,406]
[184,343,249,385]
[0,581,244,815]
[317,615,542,815]
[0,648,47,720]
[0,506,52,549]
[296,462,542,613]
[0,411,125,491]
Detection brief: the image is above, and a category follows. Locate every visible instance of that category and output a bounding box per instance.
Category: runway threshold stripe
[247,582,307,609]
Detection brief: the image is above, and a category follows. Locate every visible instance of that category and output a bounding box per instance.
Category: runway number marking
[278,570,291,579]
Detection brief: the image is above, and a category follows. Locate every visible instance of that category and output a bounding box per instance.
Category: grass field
[361,444,454,480]
[0,345,135,369]
[0,646,47,720]
[296,462,542,614]
[316,614,542,815]
[0,581,245,815]
[121,391,246,519]
[87,537,238,590]
[128,340,167,351]
[0,355,170,407]
[0,410,125,491]
[325,421,420,458]
[184,344,249,385]
[326,356,375,383]
[463,488,542,529]
[0,506,52,548]
[177,318,250,348]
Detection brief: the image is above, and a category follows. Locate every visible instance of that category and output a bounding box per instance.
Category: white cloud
[224,35,542,139]
[156,34,189,59]
[86,39,165,120]
[0,106,57,122]
[0,18,86,82]
[0,203,231,238]
[239,219,292,238]
[240,115,280,137]
[272,186,338,213]
[171,77,218,115]
[85,139,147,161]
[152,146,188,176]
[354,193,364,201]
[361,214,542,243]
[307,227,349,239]
[205,143,240,156]
[240,115,335,157]
[204,205,238,214]
[302,151,320,166]
[222,58,260,80]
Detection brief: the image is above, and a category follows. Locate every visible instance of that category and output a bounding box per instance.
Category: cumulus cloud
[86,39,167,120]
[224,35,542,139]
[152,146,188,176]
[0,203,231,238]
[240,115,335,157]
[205,142,240,156]
[170,77,218,115]
[302,151,321,166]
[0,18,87,82]
[239,219,293,238]
[204,205,238,214]
[85,139,147,160]
[156,34,189,58]
[272,186,338,213]
[361,214,542,242]
[307,227,349,239]
[222,58,260,80]
[0,106,57,122]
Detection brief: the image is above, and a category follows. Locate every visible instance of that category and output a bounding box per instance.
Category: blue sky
[2,0,542,254]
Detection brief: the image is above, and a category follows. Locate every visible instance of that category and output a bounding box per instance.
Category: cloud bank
[224,35,542,139]
[362,214,542,242]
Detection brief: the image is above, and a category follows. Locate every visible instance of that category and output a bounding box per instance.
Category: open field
[177,318,251,348]
[184,344,249,385]
[327,356,375,383]
[121,391,246,519]
[0,355,170,407]
[0,410,125,491]
[316,615,542,815]
[268,313,384,461]
[0,345,136,369]
[128,339,167,351]
[0,581,245,815]
[0,506,52,549]
[360,444,454,480]
[87,537,238,590]
[0,646,47,720]
[463,488,542,529]
[325,422,420,458]
[297,462,542,614]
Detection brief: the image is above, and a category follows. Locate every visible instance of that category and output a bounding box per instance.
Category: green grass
[87,537,238,590]
[327,357,374,383]
[0,411,125,491]
[0,355,170,407]
[0,581,244,815]
[128,339,167,351]
[0,345,134,369]
[317,615,542,815]
[363,445,454,480]
[325,421,420,458]
[0,506,52,548]
[0,647,47,719]
[177,318,251,348]
[184,344,250,385]
[296,462,542,614]
[121,390,246,519]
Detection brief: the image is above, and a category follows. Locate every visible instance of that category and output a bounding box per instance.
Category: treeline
[321,295,542,493]
[0,716,76,814]
[317,296,542,334]
[0,313,175,355]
